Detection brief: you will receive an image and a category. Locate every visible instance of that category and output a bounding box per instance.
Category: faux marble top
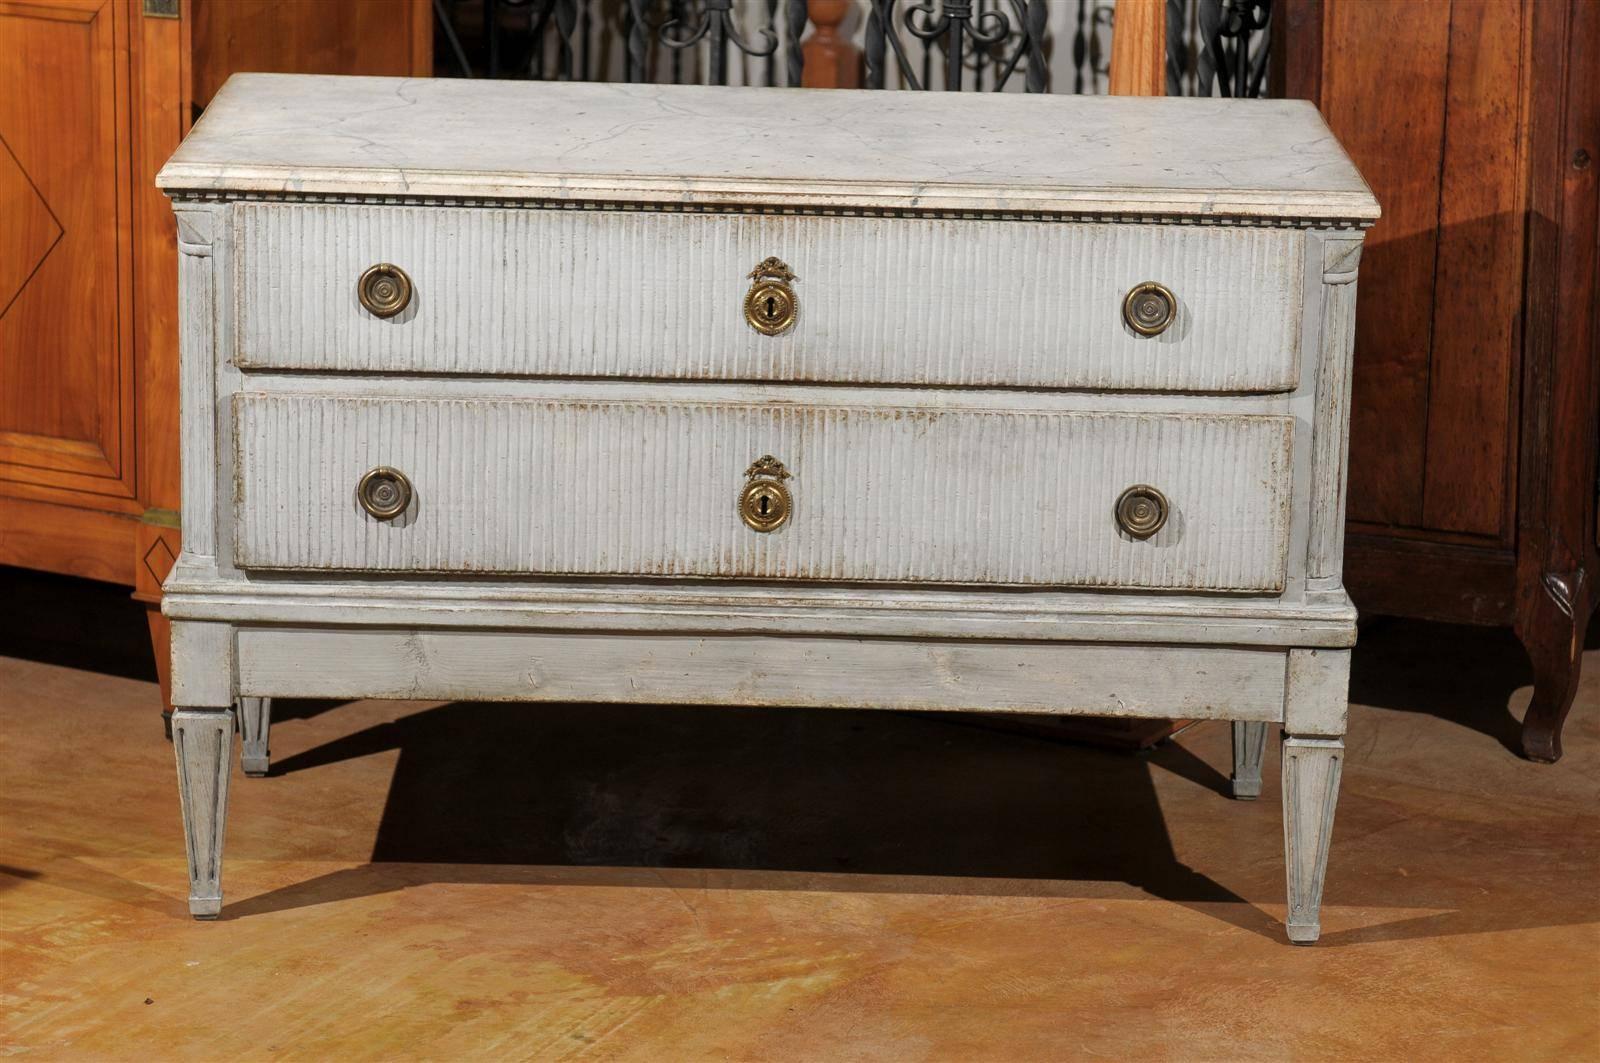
[158,74,1379,222]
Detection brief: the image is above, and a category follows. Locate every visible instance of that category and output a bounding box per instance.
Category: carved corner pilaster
[172,203,222,561]
[1307,233,1365,589]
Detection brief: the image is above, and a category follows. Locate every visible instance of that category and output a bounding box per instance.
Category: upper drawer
[233,392,1294,591]
[232,204,1304,392]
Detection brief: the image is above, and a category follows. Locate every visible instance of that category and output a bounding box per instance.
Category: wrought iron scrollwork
[659,0,781,85]
[1071,0,1115,95]
[630,0,805,85]
[435,0,805,86]
[1171,0,1272,97]
[865,0,1050,92]
[431,0,1272,100]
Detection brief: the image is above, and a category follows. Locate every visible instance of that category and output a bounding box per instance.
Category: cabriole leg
[1514,576,1591,763]
[238,696,272,777]
[173,706,234,919]
[1231,721,1268,799]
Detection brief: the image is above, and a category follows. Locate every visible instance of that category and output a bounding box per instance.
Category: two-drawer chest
[156,74,1379,942]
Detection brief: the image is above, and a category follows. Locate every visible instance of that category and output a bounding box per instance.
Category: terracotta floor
[2,573,1597,1060]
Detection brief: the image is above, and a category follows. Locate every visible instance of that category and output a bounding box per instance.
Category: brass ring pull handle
[1115,484,1168,539]
[1122,281,1176,336]
[357,466,413,520]
[739,455,792,532]
[358,263,413,319]
[744,257,798,336]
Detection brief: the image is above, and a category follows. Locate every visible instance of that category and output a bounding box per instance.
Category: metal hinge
[143,0,179,18]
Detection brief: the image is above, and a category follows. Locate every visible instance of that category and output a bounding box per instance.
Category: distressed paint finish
[1308,234,1363,585]
[172,706,233,918]
[237,696,270,777]
[158,76,1376,937]
[1284,648,1352,736]
[233,205,1304,392]
[1231,720,1268,800]
[234,628,1291,719]
[162,573,1359,646]
[232,394,1295,590]
[1282,734,1343,944]
[169,620,234,708]
[156,76,1381,222]
[175,207,218,560]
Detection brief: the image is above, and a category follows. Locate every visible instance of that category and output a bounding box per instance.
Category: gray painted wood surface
[171,707,233,918]
[1231,720,1268,800]
[159,76,1379,222]
[235,629,1291,718]
[158,74,1376,940]
[1281,735,1343,944]
[234,205,1303,390]
[237,697,270,778]
[233,394,1294,590]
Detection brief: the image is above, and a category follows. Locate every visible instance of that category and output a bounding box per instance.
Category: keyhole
[758,493,770,516]
[765,295,777,320]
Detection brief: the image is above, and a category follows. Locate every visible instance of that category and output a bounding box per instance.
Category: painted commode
[156,74,1379,942]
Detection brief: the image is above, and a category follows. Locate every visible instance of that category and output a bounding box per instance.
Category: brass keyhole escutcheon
[358,263,413,319]
[744,257,798,336]
[357,466,413,520]
[1122,281,1176,336]
[739,455,792,532]
[1115,484,1169,539]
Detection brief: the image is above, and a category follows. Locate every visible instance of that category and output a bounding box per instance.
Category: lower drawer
[232,393,1294,591]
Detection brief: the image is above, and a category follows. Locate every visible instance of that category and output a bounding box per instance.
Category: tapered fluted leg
[238,697,272,777]
[1281,734,1343,944]
[1231,721,1267,799]
[173,707,233,919]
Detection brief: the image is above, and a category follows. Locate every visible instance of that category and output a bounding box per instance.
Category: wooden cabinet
[1277,0,1599,760]
[0,0,430,708]
[2,0,159,581]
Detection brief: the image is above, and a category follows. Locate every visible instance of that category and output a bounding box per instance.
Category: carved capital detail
[1321,237,1362,284]
[175,208,217,258]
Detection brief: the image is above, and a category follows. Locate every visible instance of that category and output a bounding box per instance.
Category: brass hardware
[1115,485,1169,539]
[739,455,792,532]
[357,466,413,520]
[1123,281,1176,336]
[358,263,413,319]
[744,257,798,336]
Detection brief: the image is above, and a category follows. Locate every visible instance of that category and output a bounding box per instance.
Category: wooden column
[801,0,861,88]
[1108,0,1165,96]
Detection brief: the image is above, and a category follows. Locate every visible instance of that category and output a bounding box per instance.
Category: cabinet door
[0,0,139,526]
[1310,0,1528,544]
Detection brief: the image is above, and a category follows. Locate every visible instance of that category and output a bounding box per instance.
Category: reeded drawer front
[233,204,1304,392]
[233,394,1294,591]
